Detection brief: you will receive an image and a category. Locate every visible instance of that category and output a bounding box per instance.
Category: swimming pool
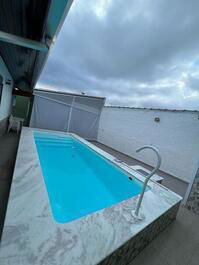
[0,127,182,265]
[34,132,143,223]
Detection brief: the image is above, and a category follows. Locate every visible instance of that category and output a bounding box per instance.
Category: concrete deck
[131,206,199,265]
[0,132,19,239]
[91,141,188,198]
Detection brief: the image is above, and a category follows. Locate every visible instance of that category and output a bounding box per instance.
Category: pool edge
[0,127,182,265]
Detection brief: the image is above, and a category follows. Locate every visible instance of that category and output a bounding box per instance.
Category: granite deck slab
[0,127,182,265]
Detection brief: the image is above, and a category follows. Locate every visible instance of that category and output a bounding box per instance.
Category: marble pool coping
[0,127,182,265]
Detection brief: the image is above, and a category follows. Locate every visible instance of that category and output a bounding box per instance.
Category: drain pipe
[132,145,162,221]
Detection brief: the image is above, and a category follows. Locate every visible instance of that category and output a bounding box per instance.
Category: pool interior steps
[35,136,74,147]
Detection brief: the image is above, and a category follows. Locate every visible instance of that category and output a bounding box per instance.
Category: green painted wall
[12,96,30,124]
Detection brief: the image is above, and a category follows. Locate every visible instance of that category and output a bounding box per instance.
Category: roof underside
[0,0,73,92]
[0,0,50,91]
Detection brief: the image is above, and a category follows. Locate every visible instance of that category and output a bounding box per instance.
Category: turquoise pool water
[34,132,143,223]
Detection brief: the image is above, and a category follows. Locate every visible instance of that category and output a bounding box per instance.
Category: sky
[38,0,199,110]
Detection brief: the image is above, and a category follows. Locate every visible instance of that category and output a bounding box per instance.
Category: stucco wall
[0,56,13,134]
[98,107,199,183]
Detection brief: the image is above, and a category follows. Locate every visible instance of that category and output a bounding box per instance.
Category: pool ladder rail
[132,145,162,221]
[114,145,162,222]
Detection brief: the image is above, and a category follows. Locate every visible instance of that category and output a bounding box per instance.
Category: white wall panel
[30,91,105,140]
[98,107,199,183]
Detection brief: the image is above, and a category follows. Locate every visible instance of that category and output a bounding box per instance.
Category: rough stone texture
[0,117,8,136]
[98,203,180,265]
[186,168,199,215]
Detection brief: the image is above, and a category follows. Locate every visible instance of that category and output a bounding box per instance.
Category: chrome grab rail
[132,145,162,221]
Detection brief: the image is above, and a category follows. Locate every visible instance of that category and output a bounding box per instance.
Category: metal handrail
[132,145,162,220]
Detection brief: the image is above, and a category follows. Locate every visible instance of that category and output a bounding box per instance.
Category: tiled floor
[0,132,19,240]
[91,141,188,198]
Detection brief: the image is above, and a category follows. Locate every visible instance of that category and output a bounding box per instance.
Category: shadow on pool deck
[0,132,20,240]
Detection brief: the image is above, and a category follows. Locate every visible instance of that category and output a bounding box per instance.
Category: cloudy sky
[38,0,199,110]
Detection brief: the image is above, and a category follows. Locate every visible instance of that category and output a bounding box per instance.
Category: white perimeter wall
[0,56,13,121]
[98,107,199,183]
